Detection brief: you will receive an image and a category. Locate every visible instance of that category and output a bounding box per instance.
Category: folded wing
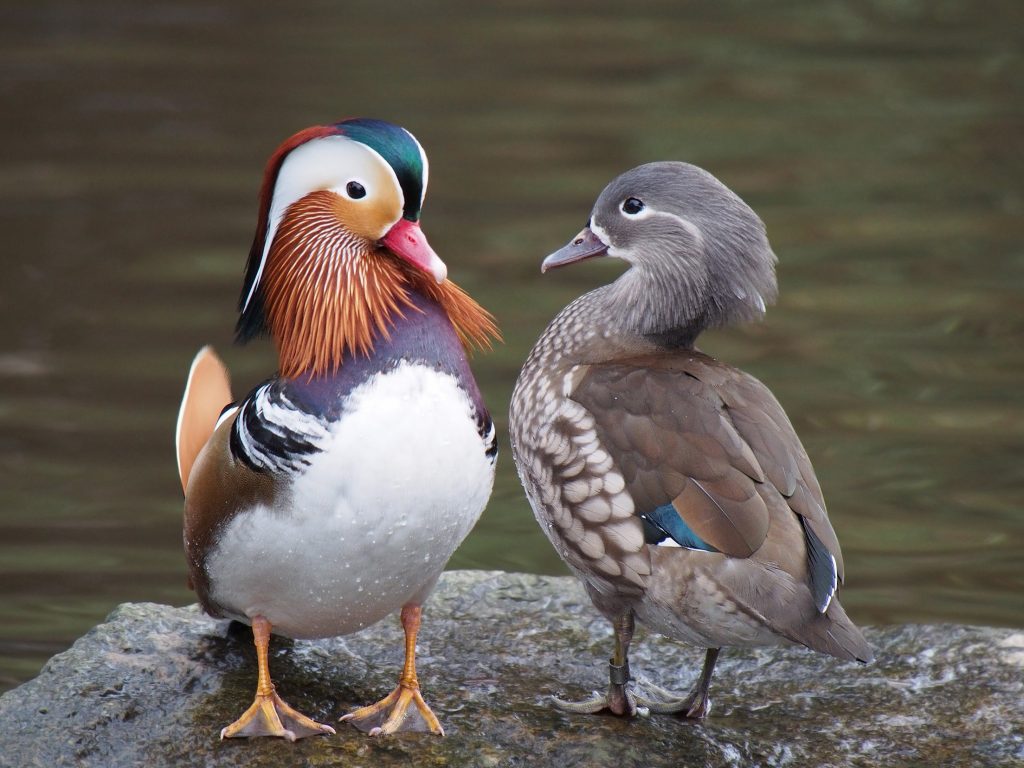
[175,346,233,493]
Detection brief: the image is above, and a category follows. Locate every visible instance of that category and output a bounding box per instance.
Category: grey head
[543,161,778,345]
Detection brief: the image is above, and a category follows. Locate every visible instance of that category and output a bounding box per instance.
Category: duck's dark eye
[622,197,644,215]
[346,181,367,199]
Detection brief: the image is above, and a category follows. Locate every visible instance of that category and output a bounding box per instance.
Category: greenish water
[0,1,1021,691]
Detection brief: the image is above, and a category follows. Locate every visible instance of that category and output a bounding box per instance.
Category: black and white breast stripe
[230,382,330,474]
[478,410,498,464]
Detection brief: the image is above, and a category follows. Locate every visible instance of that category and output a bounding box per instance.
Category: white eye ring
[621,197,645,215]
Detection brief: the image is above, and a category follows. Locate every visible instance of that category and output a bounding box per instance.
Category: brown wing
[572,351,844,585]
[713,360,845,581]
[182,409,274,611]
[175,346,233,493]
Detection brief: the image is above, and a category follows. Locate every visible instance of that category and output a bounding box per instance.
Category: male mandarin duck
[510,162,871,719]
[174,118,499,741]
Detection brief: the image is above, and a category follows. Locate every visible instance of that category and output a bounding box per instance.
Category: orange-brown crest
[260,191,499,379]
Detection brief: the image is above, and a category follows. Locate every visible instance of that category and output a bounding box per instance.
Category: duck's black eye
[622,197,644,215]
[346,181,366,199]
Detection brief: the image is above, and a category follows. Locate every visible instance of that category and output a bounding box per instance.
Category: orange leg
[220,616,335,741]
[341,604,444,737]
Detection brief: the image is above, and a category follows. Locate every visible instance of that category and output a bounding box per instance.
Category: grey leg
[553,611,641,717]
[639,647,720,719]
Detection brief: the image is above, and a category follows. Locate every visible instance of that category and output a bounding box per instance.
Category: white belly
[207,362,494,639]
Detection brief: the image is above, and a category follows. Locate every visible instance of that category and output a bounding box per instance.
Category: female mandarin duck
[510,162,871,719]
[174,118,498,741]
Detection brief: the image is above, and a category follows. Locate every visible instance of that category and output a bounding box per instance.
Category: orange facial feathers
[260,192,499,379]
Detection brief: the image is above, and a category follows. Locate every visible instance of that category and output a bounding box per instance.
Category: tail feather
[175,346,232,493]
[788,597,874,664]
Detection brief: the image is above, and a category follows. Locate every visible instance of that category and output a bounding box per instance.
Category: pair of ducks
[175,118,872,741]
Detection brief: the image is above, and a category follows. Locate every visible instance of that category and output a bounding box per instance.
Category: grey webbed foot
[552,689,637,717]
[634,679,711,718]
[555,646,720,720]
[638,647,720,719]
[553,659,645,717]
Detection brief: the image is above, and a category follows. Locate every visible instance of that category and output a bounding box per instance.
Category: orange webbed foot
[341,603,445,737]
[341,682,443,736]
[220,615,335,741]
[221,689,336,741]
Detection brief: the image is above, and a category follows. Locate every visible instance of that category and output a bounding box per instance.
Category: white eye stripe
[621,206,654,220]
[242,135,403,314]
[595,207,702,262]
[657,210,703,243]
[618,205,703,241]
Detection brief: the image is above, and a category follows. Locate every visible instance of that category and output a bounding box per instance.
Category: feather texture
[510,161,873,719]
[261,191,498,379]
[175,346,233,493]
[571,353,844,577]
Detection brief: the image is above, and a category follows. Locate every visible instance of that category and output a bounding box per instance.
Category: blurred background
[1,0,1021,691]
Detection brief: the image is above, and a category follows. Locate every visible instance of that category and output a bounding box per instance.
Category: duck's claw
[552,688,646,717]
[221,690,336,741]
[637,647,720,719]
[552,680,710,719]
[341,603,445,737]
[220,615,335,741]
[342,683,444,736]
[552,659,646,717]
[634,680,711,719]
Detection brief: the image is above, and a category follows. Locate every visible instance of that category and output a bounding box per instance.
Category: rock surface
[0,570,1021,767]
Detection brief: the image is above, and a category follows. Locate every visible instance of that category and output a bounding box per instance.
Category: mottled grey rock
[0,571,1020,767]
